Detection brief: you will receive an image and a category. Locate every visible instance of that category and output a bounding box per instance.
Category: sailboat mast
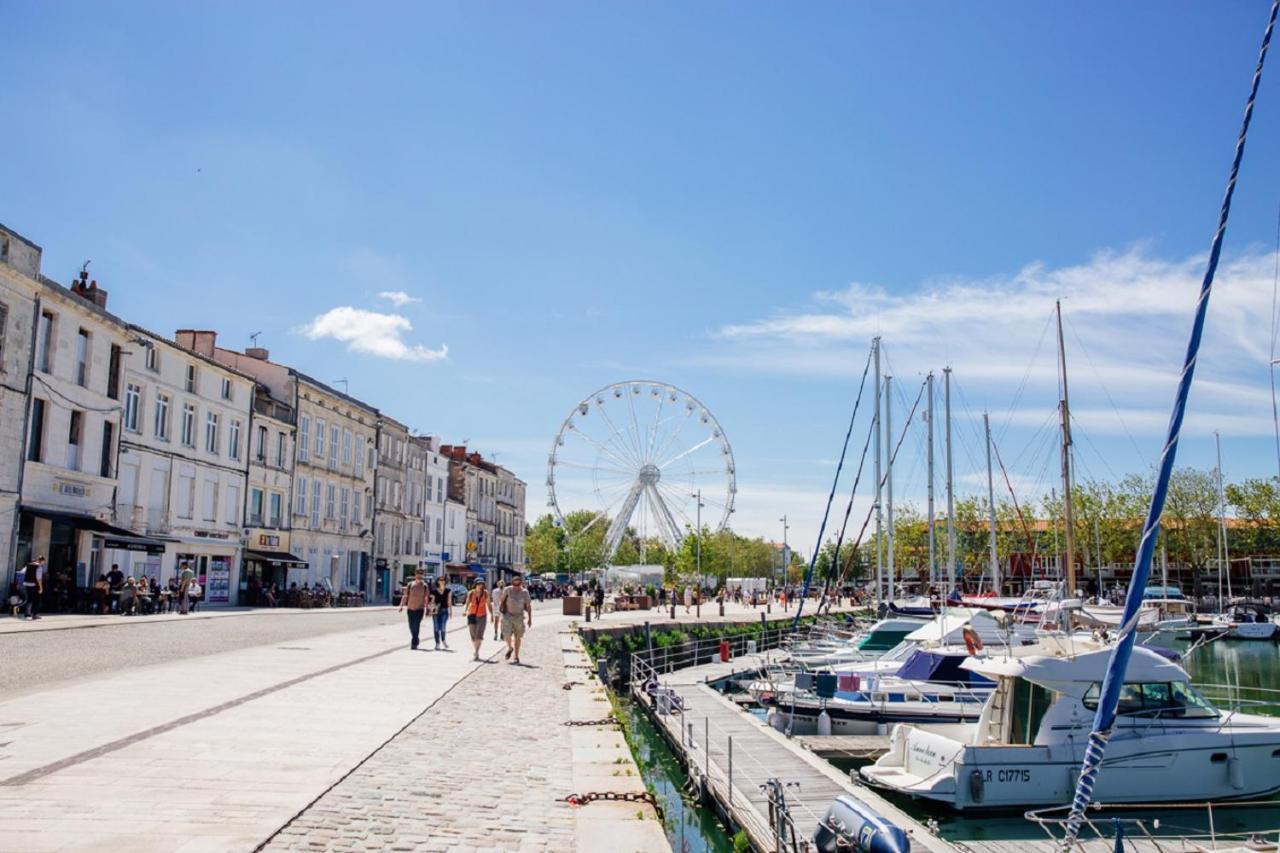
[944,367,957,594]
[927,371,936,590]
[1217,430,1232,602]
[873,338,883,605]
[984,411,1000,594]
[1056,300,1078,594]
[886,374,895,601]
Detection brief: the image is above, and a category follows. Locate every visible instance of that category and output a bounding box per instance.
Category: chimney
[174,329,217,358]
[244,347,270,360]
[70,270,109,309]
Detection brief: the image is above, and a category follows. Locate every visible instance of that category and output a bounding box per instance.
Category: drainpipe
[11,293,41,586]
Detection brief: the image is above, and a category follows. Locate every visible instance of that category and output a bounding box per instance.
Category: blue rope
[1063,2,1277,845]
[790,343,874,631]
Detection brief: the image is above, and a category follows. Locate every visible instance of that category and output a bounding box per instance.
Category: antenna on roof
[81,260,91,275]
[333,378,349,393]
[249,331,262,347]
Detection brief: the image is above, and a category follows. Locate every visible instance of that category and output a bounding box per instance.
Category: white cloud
[705,247,1280,441]
[377,290,420,308]
[301,307,448,362]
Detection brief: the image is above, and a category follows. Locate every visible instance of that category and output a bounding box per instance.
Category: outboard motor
[813,794,911,853]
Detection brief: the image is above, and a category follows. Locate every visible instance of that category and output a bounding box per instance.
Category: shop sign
[259,534,280,547]
[56,481,88,497]
[194,530,231,540]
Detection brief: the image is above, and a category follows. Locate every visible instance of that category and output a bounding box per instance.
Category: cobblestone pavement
[264,620,579,852]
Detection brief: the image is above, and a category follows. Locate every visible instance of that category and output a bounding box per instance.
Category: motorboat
[860,642,1280,810]
[1213,601,1278,640]
[784,616,927,668]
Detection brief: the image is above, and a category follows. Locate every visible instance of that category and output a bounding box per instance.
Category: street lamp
[692,489,704,618]
[780,515,790,593]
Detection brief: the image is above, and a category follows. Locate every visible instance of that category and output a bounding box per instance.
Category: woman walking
[463,578,493,661]
[430,577,452,650]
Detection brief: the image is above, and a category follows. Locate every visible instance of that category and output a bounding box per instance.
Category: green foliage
[733,830,752,852]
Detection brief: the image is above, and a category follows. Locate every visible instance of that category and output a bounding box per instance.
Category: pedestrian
[20,556,45,620]
[398,569,428,650]
[498,574,532,665]
[463,577,493,661]
[491,580,505,640]
[106,563,124,613]
[430,576,452,650]
[178,561,195,615]
[683,585,692,614]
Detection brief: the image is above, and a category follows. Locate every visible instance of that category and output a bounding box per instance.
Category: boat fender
[813,794,911,853]
[1228,755,1244,790]
[962,627,983,656]
[818,709,833,737]
[968,769,985,804]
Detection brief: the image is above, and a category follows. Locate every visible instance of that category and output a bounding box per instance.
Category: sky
[4,2,1280,556]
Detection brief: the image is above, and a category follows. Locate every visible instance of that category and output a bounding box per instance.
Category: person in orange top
[463,578,494,661]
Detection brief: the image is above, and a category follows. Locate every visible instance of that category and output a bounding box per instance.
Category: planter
[563,595,583,616]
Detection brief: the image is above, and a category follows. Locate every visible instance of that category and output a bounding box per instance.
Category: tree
[524,515,564,575]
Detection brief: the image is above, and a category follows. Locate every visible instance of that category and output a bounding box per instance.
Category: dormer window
[185,364,197,393]
[145,346,159,372]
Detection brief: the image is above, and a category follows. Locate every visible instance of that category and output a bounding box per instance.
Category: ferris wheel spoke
[646,390,667,463]
[591,403,646,469]
[604,480,645,560]
[553,458,636,476]
[654,480,698,531]
[624,389,649,468]
[649,407,695,468]
[570,427,641,473]
[644,483,684,547]
[657,434,716,469]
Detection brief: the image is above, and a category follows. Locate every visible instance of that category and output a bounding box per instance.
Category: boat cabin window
[1008,678,1057,745]
[1081,682,1218,718]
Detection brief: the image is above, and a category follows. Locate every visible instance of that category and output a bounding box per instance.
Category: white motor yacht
[860,642,1280,810]
[1213,601,1279,640]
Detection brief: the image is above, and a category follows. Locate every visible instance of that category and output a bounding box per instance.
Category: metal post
[944,366,957,593]
[984,412,1000,594]
[873,337,883,605]
[695,489,703,618]
[885,374,895,601]
[927,371,936,589]
[779,514,789,596]
[727,735,733,805]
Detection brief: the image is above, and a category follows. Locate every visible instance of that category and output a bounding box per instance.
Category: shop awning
[244,550,308,568]
[467,563,487,575]
[22,507,167,555]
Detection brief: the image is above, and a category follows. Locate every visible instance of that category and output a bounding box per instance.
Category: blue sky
[4,2,1280,553]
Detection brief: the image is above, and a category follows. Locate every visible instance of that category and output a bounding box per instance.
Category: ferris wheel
[547,381,736,562]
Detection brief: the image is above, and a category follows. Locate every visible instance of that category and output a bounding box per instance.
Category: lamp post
[693,489,704,618]
[780,515,790,596]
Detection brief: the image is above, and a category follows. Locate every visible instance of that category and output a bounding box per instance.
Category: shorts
[468,615,487,641]
[501,613,526,639]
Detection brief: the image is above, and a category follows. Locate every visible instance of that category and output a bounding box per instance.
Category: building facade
[373,415,412,590]
[414,436,450,577]
[0,225,41,589]
[113,328,254,601]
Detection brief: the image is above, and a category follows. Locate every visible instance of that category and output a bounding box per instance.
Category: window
[354,436,365,478]
[269,493,283,527]
[27,398,45,462]
[256,425,268,462]
[295,476,308,516]
[328,425,339,468]
[276,432,286,468]
[108,343,122,399]
[0,301,11,366]
[185,364,197,393]
[226,485,240,525]
[340,487,349,526]
[203,479,217,521]
[145,345,158,372]
[67,410,82,470]
[326,483,336,519]
[37,311,53,373]
[426,477,433,502]
[310,479,321,528]
[438,477,445,502]
[249,488,264,525]
[177,471,195,518]
[153,393,170,440]
[75,328,89,387]
[100,421,113,477]
[221,378,232,400]
[181,404,196,447]
[124,384,142,432]
[299,416,310,462]
[314,419,326,458]
[342,429,352,465]
[1082,682,1218,719]
[436,518,442,544]
[228,419,241,459]
[205,412,219,454]
[352,489,361,526]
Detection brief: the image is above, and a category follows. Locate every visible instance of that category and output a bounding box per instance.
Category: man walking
[21,556,45,620]
[497,575,532,665]
[398,569,428,650]
[178,561,195,615]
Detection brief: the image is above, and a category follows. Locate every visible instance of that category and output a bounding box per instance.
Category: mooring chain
[563,790,664,822]
[562,718,620,727]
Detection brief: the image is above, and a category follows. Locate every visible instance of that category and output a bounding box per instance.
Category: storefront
[162,530,242,606]
[242,548,308,605]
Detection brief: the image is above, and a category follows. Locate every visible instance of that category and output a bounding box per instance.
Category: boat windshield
[1082,681,1218,718]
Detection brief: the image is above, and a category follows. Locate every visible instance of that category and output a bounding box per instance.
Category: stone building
[112,328,255,601]
[441,445,501,580]
[372,415,412,591]
[413,436,450,577]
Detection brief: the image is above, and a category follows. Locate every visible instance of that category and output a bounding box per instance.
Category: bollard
[585,604,591,623]
[719,600,725,617]
[645,621,652,652]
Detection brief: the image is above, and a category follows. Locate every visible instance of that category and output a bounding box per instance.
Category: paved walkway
[0,604,667,852]
[0,605,397,635]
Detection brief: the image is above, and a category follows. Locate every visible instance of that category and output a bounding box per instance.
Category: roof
[962,645,1189,698]
[37,273,131,330]
[0,222,42,252]
[127,324,259,384]
[292,369,379,415]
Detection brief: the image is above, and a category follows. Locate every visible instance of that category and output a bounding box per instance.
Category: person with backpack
[463,578,493,661]
[398,569,428,650]
[21,556,45,620]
